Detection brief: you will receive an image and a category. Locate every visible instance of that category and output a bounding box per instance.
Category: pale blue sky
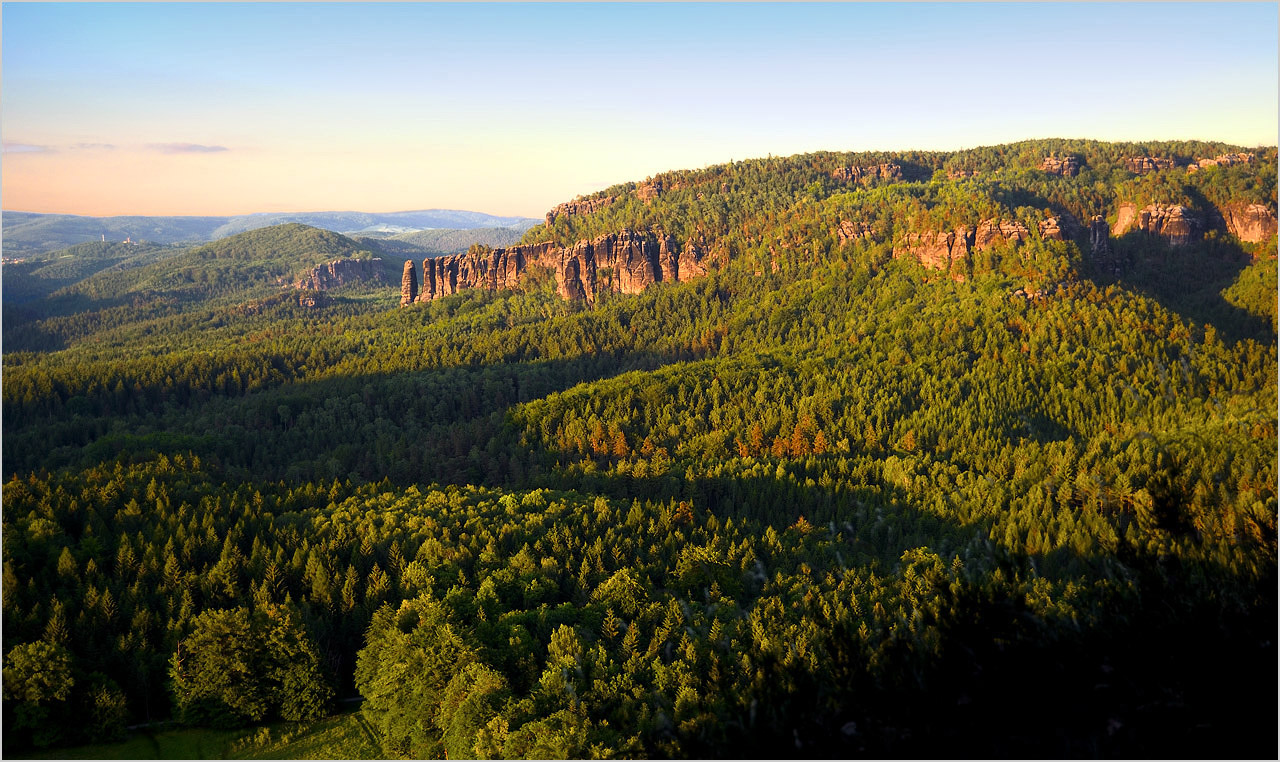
[3,2,1277,216]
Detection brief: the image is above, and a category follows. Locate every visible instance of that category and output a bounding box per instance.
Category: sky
[2,2,1277,218]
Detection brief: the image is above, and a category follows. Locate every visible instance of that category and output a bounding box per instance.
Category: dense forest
[2,138,1276,758]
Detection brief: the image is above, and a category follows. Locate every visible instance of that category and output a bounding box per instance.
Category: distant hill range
[1,209,540,258]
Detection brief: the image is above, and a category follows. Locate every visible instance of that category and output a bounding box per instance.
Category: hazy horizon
[1,206,544,220]
[4,2,1277,218]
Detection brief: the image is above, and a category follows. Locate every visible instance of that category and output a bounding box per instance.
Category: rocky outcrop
[832,163,902,183]
[1138,204,1200,245]
[545,196,615,227]
[1220,203,1278,243]
[1112,203,1200,245]
[1187,152,1255,172]
[294,257,384,291]
[297,292,330,309]
[896,230,966,274]
[404,230,710,305]
[973,219,1030,250]
[1125,156,1177,175]
[1111,205,1137,237]
[895,216,1065,275]
[836,220,877,246]
[1040,156,1081,176]
[400,260,418,306]
[1088,215,1111,258]
[1088,215,1122,277]
[636,179,663,203]
[677,236,711,281]
[1038,216,1068,241]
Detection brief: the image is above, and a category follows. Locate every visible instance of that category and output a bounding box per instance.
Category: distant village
[2,233,140,266]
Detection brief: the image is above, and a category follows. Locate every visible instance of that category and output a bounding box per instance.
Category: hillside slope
[2,224,397,353]
[387,139,1275,326]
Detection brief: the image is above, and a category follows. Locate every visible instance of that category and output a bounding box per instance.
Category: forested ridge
[2,138,1276,758]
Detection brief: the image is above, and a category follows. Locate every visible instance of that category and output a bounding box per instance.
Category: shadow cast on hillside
[1097,229,1272,344]
[0,350,703,482]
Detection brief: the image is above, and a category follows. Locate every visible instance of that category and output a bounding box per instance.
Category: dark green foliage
[169,605,332,728]
[3,640,76,748]
[355,596,477,757]
[437,662,511,759]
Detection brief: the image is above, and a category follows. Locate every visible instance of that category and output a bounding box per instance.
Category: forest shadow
[2,350,702,482]
[0,262,92,306]
[986,184,1274,344]
[1093,228,1272,344]
[1,290,172,352]
[519,449,1276,759]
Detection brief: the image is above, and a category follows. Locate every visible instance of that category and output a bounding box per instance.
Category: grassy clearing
[228,712,385,759]
[25,726,249,759]
[22,709,385,761]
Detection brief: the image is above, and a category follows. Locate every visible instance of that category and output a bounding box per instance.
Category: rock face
[973,219,1030,250]
[1040,156,1081,176]
[297,292,330,309]
[294,257,383,291]
[832,163,902,183]
[1188,152,1255,172]
[1112,203,1200,245]
[1125,156,1177,175]
[546,196,615,227]
[836,220,877,246]
[404,230,710,305]
[1105,199,1272,249]
[1088,215,1111,258]
[1111,205,1137,237]
[894,217,1065,276]
[1038,216,1067,241]
[1088,215,1123,277]
[1220,203,1278,243]
[400,260,418,306]
[636,179,663,203]
[898,230,964,273]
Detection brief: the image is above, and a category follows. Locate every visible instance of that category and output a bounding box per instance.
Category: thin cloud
[148,143,229,154]
[74,142,116,150]
[3,142,54,154]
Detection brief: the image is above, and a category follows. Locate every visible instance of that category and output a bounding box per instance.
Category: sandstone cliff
[1040,156,1081,176]
[1219,203,1278,243]
[1187,152,1255,172]
[1112,203,1200,244]
[294,257,384,291]
[636,179,663,203]
[401,230,711,305]
[836,220,877,246]
[1038,216,1073,241]
[1125,156,1178,175]
[1086,215,1127,277]
[401,260,418,306]
[893,216,1075,277]
[545,196,615,227]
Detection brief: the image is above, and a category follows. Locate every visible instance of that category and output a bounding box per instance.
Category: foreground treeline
[2,138,1277,757]
[4,455,1274,757]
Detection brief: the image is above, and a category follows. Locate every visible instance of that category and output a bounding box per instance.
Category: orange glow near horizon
[4,4,1276,220]
[1,146,573,218]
